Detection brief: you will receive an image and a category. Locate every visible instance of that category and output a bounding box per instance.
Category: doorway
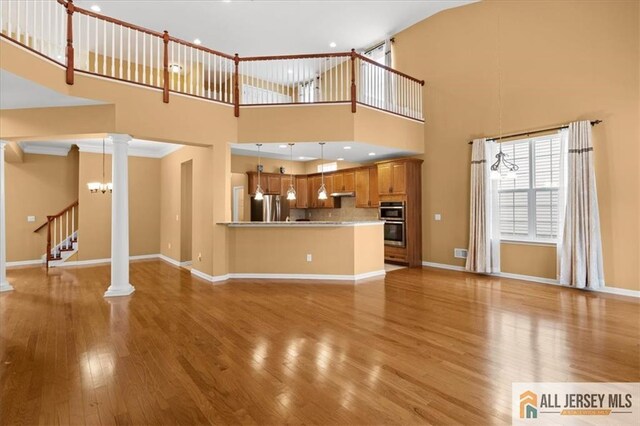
[180,160,193,266]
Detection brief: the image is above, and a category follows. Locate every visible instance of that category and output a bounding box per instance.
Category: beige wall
[5,150,79,262]
[393,0,640,290]
[77,152,161,260]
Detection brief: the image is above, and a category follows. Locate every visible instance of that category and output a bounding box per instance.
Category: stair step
[60,247,75,252]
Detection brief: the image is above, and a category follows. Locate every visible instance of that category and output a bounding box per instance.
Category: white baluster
[135,29,139,82]
[119,25,123,79]
[111,22,115,77]
[72,206,75,242]
[102,19,107,75]
[142,32,146,84]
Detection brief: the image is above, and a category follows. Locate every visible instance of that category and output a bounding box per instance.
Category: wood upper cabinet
[332,171,356,193]
[377,161,407,195]
[295,176,308,208]
[247,172,268,195]
[333,173,343,193]
[355,167,379,208]
[267,175,281,194]
[321,175,334,208]
[308,176,320,209]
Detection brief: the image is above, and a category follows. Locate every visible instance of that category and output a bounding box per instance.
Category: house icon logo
[519,390,538,419]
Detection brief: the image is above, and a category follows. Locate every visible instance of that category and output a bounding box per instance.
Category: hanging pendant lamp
[489,9,518,181]
[286,143,297,201]
[255,143,264,200]
[87,138,113,193]
[317,142,328,200]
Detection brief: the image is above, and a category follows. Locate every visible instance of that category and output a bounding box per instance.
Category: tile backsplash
[289,197,379,221]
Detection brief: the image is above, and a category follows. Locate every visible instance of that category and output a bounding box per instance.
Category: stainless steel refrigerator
[250,195,290,222]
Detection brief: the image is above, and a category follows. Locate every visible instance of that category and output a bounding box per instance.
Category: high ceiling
[75,0,474,57]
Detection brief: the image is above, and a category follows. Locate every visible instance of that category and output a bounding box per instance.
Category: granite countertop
[219,221,384,227]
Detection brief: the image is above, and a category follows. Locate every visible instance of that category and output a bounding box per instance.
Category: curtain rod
[467,120,602,145]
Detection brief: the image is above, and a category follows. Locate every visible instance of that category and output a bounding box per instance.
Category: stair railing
[34,200,79,269]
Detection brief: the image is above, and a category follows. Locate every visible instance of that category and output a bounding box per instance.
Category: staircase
[34,201,79,268]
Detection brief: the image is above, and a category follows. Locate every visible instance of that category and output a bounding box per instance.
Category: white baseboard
[190,269,386,284]
[158,254,182,267]
[59,254,160,267]
[421,261,640,298]
[6,259,44,268]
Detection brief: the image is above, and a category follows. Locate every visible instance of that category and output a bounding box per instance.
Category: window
[317,162,337,173]
[498,134,562,242]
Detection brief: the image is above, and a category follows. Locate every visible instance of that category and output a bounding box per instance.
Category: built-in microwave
[383,220,406,247]
[379,201,405,221]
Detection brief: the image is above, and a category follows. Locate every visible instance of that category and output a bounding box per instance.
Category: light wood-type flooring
[1,261,639,424]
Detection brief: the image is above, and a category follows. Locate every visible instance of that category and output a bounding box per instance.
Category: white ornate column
[104,134,135,297]
[0,142,14,292]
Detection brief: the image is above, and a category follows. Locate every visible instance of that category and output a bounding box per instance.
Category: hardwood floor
[1,261,639,425]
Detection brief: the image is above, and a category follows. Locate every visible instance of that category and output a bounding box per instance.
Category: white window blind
[498,134,562,242]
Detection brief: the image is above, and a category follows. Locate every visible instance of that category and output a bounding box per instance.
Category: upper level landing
[0,0,424,154]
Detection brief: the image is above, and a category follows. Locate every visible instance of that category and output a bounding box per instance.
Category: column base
[0,281,14,292]
[104,283,135,298]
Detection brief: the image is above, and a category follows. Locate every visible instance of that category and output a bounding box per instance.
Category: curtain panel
[558,121,605,289]
[466,139,500,273]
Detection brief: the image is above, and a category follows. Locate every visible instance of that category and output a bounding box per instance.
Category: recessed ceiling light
[343,146,351,150]
[279,144,288,148]
[299,156,306,160]
[287,69,293,74]
[368,152,376,156]
[329,42,337,48]
[90,5,101,12]
[337,158,344,161]
[193,38,202,45]
[169,64,182,73]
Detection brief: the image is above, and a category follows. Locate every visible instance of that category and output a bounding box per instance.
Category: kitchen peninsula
[220,221,385,281]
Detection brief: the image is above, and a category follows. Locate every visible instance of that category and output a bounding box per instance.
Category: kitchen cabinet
[308,175,334,208]
[247,172,268,195]
[295,176,308,208]
[355,167,379,208]
[281,176,296,207]
[334,171,355,193]
[377,161,406,195]
[267,175,281,194]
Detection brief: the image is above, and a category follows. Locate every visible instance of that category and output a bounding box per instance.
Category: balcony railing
[0,0,425,121]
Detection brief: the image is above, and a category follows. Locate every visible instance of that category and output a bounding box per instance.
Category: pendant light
[317,142,328,200]
[490,8,518,181]
[286,143,297,201]
[87,138,113,193]
[254,143,264,200]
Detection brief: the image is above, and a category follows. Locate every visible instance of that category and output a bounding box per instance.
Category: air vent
[454,248,468,259]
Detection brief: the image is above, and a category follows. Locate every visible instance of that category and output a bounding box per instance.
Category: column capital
[0,140,7,149]
[108,134,133,145]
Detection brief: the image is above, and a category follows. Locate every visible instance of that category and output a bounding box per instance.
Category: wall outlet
[168,242,172,249]
[306,254,312,262]
[454,248,468,259]
[198,253,202,261]
[176,214,179,221]
[27,216,36,223]
[328,212,332,218]
[434,214,442,221]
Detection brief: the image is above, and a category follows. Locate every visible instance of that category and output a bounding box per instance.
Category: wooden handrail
[167,37,235,60]
[33,200,79,233]
[240,52,352,62]
[355,53,425,85]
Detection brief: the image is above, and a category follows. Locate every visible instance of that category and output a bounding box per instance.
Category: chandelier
[87,138,113,193]
[286,143,297,200]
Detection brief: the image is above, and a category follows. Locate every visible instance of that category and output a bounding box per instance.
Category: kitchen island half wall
[219,221,385,281]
